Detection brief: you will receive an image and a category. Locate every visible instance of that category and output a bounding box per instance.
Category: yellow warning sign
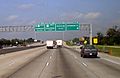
[79,37,84,41]
[93,38,98,44]
[84,40,87,44]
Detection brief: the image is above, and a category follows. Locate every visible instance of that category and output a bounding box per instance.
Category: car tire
[94,55,97,58]
[81,54,83,57]
[83,54,86,58]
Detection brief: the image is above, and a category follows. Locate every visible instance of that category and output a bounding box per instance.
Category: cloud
[6,15,18,21]
[60,12,101,21]
[28,20,37,25]
[77,13,84,18]
[84,12,101,19]
[18,4,34,9]
[112,19,120,25]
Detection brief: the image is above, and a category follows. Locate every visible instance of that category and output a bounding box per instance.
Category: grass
[65,41,73,46]
[96,45,120,57]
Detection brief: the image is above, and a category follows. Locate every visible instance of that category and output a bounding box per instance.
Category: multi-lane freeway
[6,47,120,78]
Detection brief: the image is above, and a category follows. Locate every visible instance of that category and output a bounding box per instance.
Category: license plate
[90,53,92,55]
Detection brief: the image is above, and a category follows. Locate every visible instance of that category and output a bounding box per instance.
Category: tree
[106,28,116,37]
[95,25,120,45]
[26,38,34,43]
[72,38,79,44]
[11,39,19,46]
[97,32,103,45]
[106,25,120,45]
[101,36,107,45]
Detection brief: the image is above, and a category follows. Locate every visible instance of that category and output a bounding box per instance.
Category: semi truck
[46,40,54,49]
[56,40,63,48]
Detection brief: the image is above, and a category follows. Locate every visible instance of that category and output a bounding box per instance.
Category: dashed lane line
[50,56,52,59]
[46,62,49,66]
[64,48,88,67]
[82,62,88,67]
[8,60,16,66]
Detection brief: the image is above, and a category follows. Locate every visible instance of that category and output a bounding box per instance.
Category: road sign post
[90,24,92,45]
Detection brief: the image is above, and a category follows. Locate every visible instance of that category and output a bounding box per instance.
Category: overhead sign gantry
[0,23,92,45]
[34,22,80,32]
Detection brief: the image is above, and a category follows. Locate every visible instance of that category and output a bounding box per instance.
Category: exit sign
[66,23,80,30]
[56,24,66,31]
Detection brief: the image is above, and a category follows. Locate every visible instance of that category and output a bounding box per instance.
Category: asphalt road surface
[0,44,45,54]
[8,47,120,78]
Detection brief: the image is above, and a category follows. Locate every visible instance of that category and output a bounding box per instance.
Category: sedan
[80,45,98,58]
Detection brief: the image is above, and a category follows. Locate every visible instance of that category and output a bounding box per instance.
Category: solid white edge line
[101,58,120,65]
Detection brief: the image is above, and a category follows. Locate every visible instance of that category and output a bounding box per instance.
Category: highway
[7,47,120,78]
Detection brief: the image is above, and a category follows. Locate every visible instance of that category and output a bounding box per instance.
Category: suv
[80,45,98,58]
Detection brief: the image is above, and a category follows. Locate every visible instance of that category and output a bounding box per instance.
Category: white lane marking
[82,62,88,67]
[68,50,77,59]
[75,59,88,67]
[24,56,29,59]
[50,56,52,59]
[25,56,28,59]
[101,58,120,65]
[74,56,77,59]
[9,60,15,66]
[65,49,88,67]
[52,52,54,55]
[46,62,49,66]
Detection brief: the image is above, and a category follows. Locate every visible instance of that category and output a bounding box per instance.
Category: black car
[80,45,98,58]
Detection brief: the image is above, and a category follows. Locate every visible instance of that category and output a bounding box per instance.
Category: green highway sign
[34,24,44,32]
[56,24,66,31]
[66,23,80,30]
[45,23,55,31]
[34,22,80,32]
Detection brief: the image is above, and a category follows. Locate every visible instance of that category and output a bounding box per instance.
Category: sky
[0,0,120,40]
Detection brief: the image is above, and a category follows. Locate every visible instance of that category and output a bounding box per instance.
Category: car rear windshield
[85,45,96,49]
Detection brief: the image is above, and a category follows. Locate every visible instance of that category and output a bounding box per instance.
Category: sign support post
[34,31,37,41]
[90,24,92,45]
[63,31,64,40]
